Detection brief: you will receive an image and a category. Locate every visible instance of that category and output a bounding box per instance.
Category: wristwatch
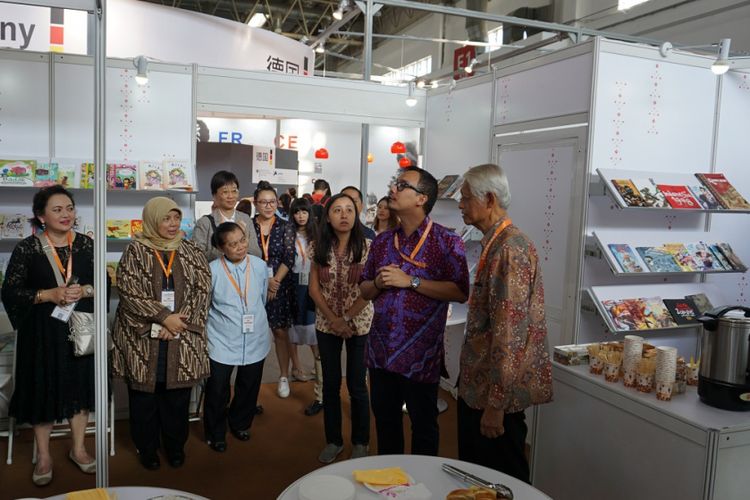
[83,285,94,298]
[410,276,421,290]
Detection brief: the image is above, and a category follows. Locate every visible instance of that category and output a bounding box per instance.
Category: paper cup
[637,372,654,393]
[687,365,700,386]
[589,356,604,375]
[655,346,678,401]
[623,368,637,388]
[656,380,674,401]
[604,360,621,382]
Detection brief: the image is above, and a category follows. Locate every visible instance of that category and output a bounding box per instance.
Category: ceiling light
[618,0,650,10]
[712,38,731,75]
[133,55,148,85]
[416,80,426,89]
[431,80,439,89]
[247,12,268,28]
[405,82,417,107]
[464,58,477,74]
[315,42,325,54]
[333,0,349,20]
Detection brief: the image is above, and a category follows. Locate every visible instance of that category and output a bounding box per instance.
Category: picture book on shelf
[706,243,734,270]
[642,297,678,328]
[180,217,194,239]
[607,244,644,273]
[685,242,726,271]
[715,242,745,270]
[602,299,637,331]
[688,185,722,210]
[695,173,750,210]
[108,164,137,189]
[437,175,460,198]
[636,246,682,273]
[442,175,463,200]
[130,220,143,238]
[0,160,35,186]
[663,298,700,325]
[3,214,28,238]
[655,184,701,209]
[80,163,95,189]
[33,162,58,187]
[685,293,713,315]
[611,179,645,207]
[106,220,131,239]
[631,178,668,208]
[57,163,79,188]
[164,160,192,190]
[662,243,698,272]
[139,161,164,190]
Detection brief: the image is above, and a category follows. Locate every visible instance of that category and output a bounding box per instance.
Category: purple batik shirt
[361,217,470,384]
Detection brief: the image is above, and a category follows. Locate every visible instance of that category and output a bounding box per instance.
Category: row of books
[611,173,750,210]
[607,242,745,273]
[0,159,194,191]
[436,175,463,200]
[601,293,713,332]
[105,219,194,240]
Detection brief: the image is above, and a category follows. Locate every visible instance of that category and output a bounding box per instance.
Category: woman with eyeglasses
[252,181,297,398]
[203,222,270,452]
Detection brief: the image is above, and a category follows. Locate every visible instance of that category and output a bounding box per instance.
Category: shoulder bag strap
[35,233,66,287]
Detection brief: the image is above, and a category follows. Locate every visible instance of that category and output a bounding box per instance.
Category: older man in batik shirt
[457,163,552,484]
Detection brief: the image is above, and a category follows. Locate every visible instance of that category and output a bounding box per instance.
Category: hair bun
[257,180,273,190]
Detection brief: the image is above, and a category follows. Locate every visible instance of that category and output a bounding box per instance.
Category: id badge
[298,272,309,286]
[150,323,180,339]
[51,302,76,322]
[267,266,274,279]
[161,290,175,311]
[242,314,255,333]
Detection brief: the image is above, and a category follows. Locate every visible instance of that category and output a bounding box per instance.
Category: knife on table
[442,463,514,500]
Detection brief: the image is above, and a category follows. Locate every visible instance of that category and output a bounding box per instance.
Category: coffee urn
[697,306,750,411]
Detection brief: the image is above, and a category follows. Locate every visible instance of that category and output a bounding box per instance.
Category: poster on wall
[273,168,298,185]
[252,147,275,183]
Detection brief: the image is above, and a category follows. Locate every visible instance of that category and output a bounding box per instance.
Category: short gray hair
[462,163,510,209]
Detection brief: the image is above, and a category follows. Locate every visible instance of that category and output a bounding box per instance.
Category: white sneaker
[277,377,290,398]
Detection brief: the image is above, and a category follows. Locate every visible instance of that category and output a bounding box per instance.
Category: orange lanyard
[153,250,176,279]
[474,218,512,279]
[221,256,250,309]
[260,217,276,262]
[296,236,306,267]
[394,219,433,269]
[44,231,73,282]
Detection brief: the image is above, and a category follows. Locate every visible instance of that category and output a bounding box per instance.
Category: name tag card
[51,302,76,322]
[242,314,255,333]
[267,266,274,279]
[161,291,175,311]
[298,272,309,286]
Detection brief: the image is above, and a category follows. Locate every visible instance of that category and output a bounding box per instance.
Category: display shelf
[584,282,725,334]
[594,168,750,213]
[589,230,747,277]
[0,186,198,194]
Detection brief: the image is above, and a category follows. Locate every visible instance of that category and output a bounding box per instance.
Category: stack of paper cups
[655,346,678,401]
[623,335,644,387]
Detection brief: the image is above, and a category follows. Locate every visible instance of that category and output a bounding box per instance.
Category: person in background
[310,179,331,224]
[112,197,211,471]
[287,198,323,415]
[372,196,399,235]
[360,166,469,456]
[457,164,552,483]
[341,186,376,240]
[252,181,297,398]
[1,186,106,486]
[203,222,270,453]
[278,193,293,220]
[193,170,261,262]
[236,198,254,218]
[308,193,373,463]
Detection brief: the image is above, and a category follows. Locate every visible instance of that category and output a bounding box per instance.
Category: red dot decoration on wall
[610,81,627,167]
[647,63,662,136]
[542,150,558,261]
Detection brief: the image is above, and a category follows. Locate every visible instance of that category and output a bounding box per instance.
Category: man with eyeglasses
[360,166,469,456]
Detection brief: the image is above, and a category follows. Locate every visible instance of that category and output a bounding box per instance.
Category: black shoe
[304,400,324,416]
[208,441,227,453]
[167,451,185,468]
[254,405,264,415]
[138,451,160,471]
[230,428,250,441]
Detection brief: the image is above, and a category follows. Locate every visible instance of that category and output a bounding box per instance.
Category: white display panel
[0,55,49,158]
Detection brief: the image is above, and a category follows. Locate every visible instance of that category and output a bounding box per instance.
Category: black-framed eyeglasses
[392,180,424,194]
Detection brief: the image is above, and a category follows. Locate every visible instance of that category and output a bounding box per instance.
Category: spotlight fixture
[416,80,426,89]
[133,55,149,85]
[333,0,350,21]
[464,58,477,74]
[711,38,731,75]
[246,12,268,28]
[405,82,417,107]
[660,37,750,76]
[315,42,325,54]
[431,80,439,89]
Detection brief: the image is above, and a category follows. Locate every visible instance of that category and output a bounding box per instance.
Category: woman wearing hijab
[112,197,211,471]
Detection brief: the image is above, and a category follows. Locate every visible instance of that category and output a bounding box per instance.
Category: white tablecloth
[44,486,209,500]
[278,455,552,500]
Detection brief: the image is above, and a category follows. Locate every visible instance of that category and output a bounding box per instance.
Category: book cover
[632,178,669,208]
[636,246,682,273]
[685,242,725,271]
[180,217,194,239]
[655,184,701,209]
[164,160,193,190]
[611,179,645,207]
[139,161,164,190]
[685,293,713,315]
[621,298,650,330]
[80,163,95,189]
[662,243,698,272]
[688,185,722,210]
[437,175,460,198]
[33,162,59,187]
[2,214,28,238]
[607,244,645,273]
[443,175,464,200]
[642,297,677,328]
[106,220,131,239]
[130,219,143,238]
[57,163,79,188]
[0,160,35,186]
[695,173,750,210]
[106,163,117,189]
[663,298,700,325]
[107,164,137,189]
[602,299,637,331]
[705,243,735,270]
[83,225,95,238]
[106,262,118,287]
[715,242,746,270]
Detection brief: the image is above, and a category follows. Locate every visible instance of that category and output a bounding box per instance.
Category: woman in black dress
[252,181,296,398]
[2,186,104,486]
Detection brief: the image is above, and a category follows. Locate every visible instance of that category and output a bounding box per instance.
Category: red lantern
[314,148,329,159]
[399,157,412,168]
[390,141,406,154]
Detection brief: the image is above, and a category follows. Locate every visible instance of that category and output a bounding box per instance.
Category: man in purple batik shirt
[361,166,469,456]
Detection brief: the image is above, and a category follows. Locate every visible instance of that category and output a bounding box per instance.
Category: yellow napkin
[65,488,111,500]
[353,467,409,485]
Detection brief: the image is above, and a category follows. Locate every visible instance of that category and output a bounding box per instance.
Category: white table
[45,486,209,500]
[278,455,552,499]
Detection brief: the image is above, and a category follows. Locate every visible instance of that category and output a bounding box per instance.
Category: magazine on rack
[663,298,700,325]
[632,178,669,208]
[655,184,701,209]
[695,173,750,210]
[607,244,645,273]
[636,246,682,273]
[611,179,646,207]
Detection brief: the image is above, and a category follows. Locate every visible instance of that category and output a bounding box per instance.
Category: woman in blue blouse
[203,222,270,452]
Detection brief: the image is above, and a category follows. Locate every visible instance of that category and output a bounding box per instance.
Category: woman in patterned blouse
[308,193,374,464]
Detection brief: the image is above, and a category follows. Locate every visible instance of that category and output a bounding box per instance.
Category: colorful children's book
[636,246,682,273]
[130,220,143,238]
[611,179,645,207]
[107,164,137,189]
[621,298,651,330]
[80,163,95,189]
[602,299,637,331]
[706,243,734,270]
[663,298,700,324]
[685,293,713,315]
[164,160,193,190]
[695,173,750,210]
[57,163,79,188]
[632,178,669,208]
[714,242,746,270]
[33,162,59,187]
[2,214,28,238]
[607,244,645,273]
[685,242,725,271]
[688,185,722,210]
[139,161,164,190]
[106,220,131,239]
[180,217,194,239]
[655,184,701,209]
[0,160,35,186]
[662,243,698,272]
[642,297,677,328]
